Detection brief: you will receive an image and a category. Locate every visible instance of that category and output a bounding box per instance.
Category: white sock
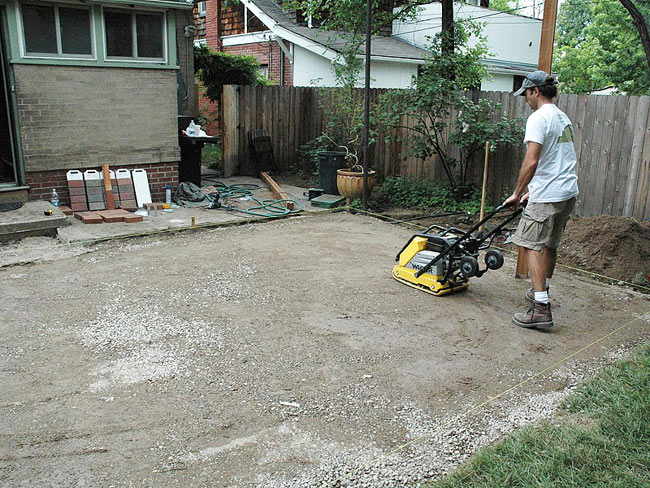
[535,291,549,304]
[545,278,551,290]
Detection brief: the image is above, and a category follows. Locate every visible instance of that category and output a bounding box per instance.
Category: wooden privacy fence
[222,85,650,220]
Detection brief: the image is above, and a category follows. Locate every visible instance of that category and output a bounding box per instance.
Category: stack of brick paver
[84,170,106,211]
[115,168,138,211]
[66,170,88,212]
[64,167,145,224]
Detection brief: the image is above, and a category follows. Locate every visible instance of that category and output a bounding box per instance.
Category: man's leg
[526,248,547,291]
[514,246,554,329]
[544,246,557,280]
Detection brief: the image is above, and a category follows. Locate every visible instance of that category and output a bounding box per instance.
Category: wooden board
[102,164,115,210]
[260,171,296,210]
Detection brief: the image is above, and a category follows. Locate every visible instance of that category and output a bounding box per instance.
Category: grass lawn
[431,343,650,487]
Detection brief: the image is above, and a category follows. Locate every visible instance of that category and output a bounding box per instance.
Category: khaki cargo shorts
[511,197,576,252]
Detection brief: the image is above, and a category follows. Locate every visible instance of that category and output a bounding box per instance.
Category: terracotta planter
[336,169,376,202]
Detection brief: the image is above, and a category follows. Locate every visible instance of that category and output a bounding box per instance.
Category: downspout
[216,0,222,51]
[8,68,25,186]
[280,46,284,86]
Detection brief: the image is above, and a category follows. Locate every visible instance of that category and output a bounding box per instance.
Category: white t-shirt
[524,103,579,203]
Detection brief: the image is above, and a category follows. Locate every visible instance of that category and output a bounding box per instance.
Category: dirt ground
[560,215,650,285]
[1,212,649,487]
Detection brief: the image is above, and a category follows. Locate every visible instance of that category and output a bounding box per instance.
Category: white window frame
[198,1,206,17]
[102,7,167,63]
[18,2,95,60]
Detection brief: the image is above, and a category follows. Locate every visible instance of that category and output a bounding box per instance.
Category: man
[504,70,579,330]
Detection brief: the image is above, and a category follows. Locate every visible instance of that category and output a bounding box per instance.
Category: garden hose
[224,196,302,218]
[205,181,301,218]
[208,181,261,200]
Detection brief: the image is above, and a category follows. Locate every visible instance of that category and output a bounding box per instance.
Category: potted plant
[304,39,377,201]
[320,133,376,203]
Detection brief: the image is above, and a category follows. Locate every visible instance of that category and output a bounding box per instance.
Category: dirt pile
[559,215,650,284]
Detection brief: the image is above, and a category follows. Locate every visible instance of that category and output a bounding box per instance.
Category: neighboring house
[0,0,197,204]
[197,0,541,91]
[393,0,542,91]
[200,0,427,89]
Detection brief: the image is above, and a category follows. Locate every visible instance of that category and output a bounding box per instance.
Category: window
[513,75,525,93]
[104,9,165,60]
[22,3,92,57]
[198,1,206,16]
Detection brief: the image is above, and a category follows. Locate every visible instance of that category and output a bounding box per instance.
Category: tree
[284,1,424,37]
[554,0,650,94]
[377,21,523,192]
[619,0,650,74]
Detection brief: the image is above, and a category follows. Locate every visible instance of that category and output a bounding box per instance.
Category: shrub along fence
[222,85,650,220]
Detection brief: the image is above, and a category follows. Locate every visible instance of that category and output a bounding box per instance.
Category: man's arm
[504,142,542,207]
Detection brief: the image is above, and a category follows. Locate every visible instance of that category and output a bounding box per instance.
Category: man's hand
[504,192,520,209]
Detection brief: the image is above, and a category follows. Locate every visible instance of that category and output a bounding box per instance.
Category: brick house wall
[14,64,180,203]
[224,42,292,87]
[198,84,220,136]
[26,162,178,205]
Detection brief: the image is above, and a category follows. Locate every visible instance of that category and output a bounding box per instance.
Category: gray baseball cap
[513,70,558,96]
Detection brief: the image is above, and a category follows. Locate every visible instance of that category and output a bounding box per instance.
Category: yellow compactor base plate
[393,265,469,296]
[393,235,469,296]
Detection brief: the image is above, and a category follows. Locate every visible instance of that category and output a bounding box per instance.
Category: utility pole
[362,0,371,210]
[441,0,454,58]
[538,0,558,72]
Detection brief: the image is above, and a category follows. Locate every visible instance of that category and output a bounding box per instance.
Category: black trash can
[317,151,346,195]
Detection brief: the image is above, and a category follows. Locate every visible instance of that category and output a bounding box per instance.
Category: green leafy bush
[194,45,271,102]
[201,143,222,171]
[361,176,491,214]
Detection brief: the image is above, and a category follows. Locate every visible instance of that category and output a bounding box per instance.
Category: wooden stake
[260,171,295,210]
[478,141,490,232]
[102,164,115,210]
[515,246,529,278]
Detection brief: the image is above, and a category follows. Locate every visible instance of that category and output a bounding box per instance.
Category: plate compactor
[393,203,523,296]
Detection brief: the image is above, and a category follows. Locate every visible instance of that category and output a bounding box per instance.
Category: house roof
[481,58,538,76]
[242,0,428,63]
